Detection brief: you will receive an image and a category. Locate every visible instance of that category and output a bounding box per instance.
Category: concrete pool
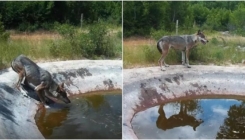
[0,60,122,139]
[123,65,245,139]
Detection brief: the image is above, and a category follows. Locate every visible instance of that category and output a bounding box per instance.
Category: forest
[123,1,245,37]
[0,1,122,31]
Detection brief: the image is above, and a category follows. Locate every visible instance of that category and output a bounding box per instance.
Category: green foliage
[0,1,121,31]
[0,15,9,41]
[210,37,219,45]
[54,23,76,39]
[124,1,245,37]
[150,29,167,41]
[205,8,231,31]
[143,45,158,63]
[0,24,121,69]
[51,21,120,59]
[229,3,245,36]
[80,21,116,58]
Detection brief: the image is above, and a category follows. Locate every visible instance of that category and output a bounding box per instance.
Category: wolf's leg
[186,49,191,68]
[159,44,169,71]
[158,55,164,70]
[159,54,168,71]
[158,104,166,117]
[19,86,28,97]
[37,90,45,104]
[162,48,169,68]
[21,76,26,85]
[182,51,186,65]
[16,69,25,90]
[34,82,47,91]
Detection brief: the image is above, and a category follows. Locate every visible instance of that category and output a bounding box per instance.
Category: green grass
[0,39,53,69]
[124,31,245,68]
[0,24,122,70]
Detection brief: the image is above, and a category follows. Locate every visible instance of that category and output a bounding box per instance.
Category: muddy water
[131,96,245,139]
[35,91,122,139]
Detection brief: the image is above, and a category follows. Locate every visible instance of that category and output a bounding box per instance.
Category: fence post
[176,20,178,35]
[81,13,83,28]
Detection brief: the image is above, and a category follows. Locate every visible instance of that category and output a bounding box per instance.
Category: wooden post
[80,13,83,28]
[176,20,178,35]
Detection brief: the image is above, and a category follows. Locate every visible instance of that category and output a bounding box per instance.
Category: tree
[216,101,245,139]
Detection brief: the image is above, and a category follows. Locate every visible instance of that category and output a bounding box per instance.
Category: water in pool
[35,91,122,139]
[131,97,245,139]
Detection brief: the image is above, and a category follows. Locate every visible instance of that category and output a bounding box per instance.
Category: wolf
[11,54,71,108]
[156,103,204,131]
[157,30,208,71]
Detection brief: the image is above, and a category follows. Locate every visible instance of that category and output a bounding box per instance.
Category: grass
[0,25,122,70]
[123,31,245,68]
[0,33,56,69]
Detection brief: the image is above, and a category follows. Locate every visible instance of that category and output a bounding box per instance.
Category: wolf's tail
[157,40,162,54]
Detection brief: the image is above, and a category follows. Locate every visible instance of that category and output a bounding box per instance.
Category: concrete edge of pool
[0,60,122,139]
[123,65,245,139]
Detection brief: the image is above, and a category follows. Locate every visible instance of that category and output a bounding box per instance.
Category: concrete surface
[123,65,245,139]
[0,60,122,139]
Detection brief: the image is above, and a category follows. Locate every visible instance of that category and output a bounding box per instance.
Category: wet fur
[11,54,70,106]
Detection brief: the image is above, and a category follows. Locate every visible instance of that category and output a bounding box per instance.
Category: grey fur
[11,54,71,105]
[157,30,208,71]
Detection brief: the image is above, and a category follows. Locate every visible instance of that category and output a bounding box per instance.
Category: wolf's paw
[36,103,45,111]
[161,68,166,71]
[19,87,28,97]
[187,65,191,68]
[164,64,169,67]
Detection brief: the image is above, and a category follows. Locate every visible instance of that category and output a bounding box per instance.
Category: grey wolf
[157,30,208,71]
[11,54,71,108]
[156,103,204,131]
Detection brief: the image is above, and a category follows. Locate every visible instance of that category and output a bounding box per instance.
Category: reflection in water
[35,108,69,137]
[156,101,204,131]
[216,101,245,139]
[35,93,122,139]
[132,98,243,139]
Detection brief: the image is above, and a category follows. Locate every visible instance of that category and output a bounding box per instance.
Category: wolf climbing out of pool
[11,54,71,108]
[156,102,204,131]
[157,30,208,71]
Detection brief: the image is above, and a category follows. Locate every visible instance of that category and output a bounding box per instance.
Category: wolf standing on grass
[157,30,208,71]
[11,54,71,109]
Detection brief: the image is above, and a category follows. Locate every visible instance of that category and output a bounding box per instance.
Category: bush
[210,37,219,45]
[18,22,39,32]
[0,15,10,41]
[143,45,158,63]
[52,21,118,59]
[50,42,60,58]
[150,29,165,41]
[79,21,116,58]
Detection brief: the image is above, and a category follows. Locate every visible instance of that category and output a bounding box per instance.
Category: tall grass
[124,31,245,68]
[0,23,122,69]
[0,38,54,69]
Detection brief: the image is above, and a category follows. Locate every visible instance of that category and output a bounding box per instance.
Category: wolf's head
[192,118,204,131]
[197,30,208,44]
[52,83,71,104]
